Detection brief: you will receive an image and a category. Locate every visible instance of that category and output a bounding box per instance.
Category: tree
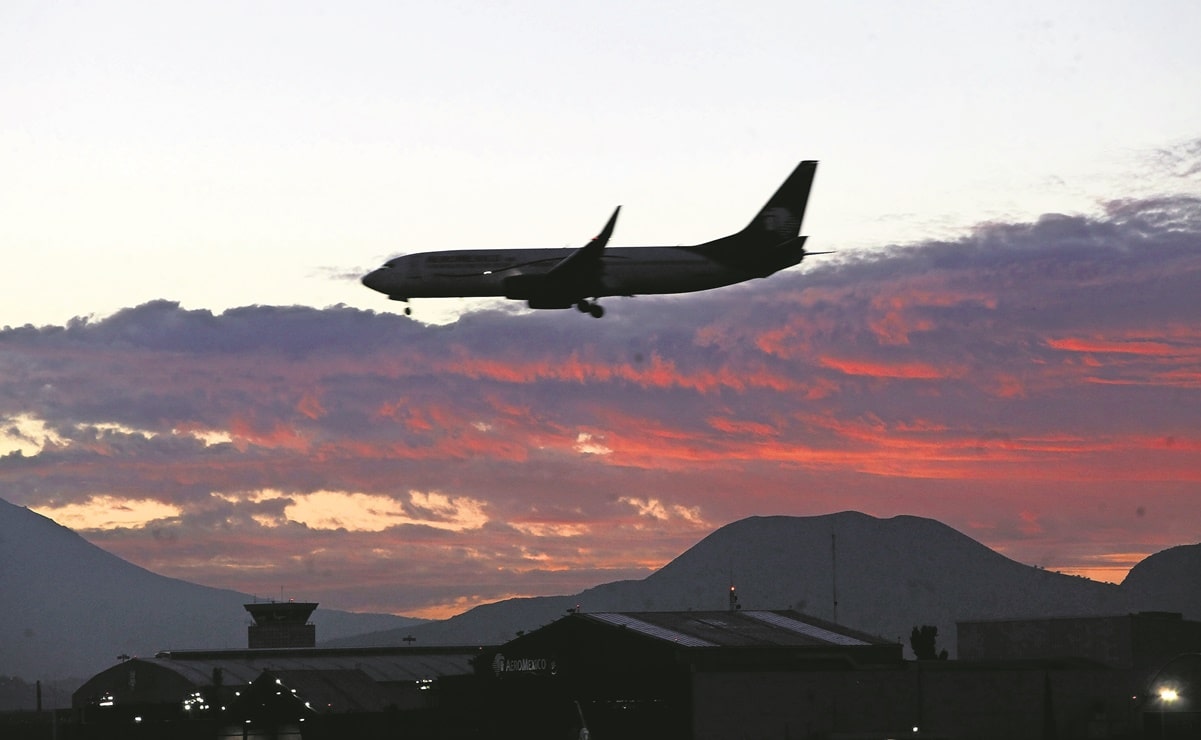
[909,625,948,660]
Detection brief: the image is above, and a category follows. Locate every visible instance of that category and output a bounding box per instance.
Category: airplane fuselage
[363,245,786,301]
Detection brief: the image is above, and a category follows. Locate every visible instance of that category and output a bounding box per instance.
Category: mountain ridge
[4,499,1199,687]
[326,512,1189,652]
[0,497,421,682]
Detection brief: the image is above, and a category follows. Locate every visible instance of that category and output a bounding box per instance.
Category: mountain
[0,498,421,682]
[1120,543,1201,618]
[329,512,1193,654]
[7,502,1199,688]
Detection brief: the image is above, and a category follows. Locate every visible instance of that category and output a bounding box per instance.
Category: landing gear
[575,299,605,318]
[387,295,413,317]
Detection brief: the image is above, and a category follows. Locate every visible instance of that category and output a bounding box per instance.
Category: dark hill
[7,501,1197,686]
[329,512,1134,653]
[0,498,420,682]
[1120,543,1201,619]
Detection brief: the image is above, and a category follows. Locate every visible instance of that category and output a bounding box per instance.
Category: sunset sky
[2,2,1200,620]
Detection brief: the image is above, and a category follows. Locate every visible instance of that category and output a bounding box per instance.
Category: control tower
[243,601,318,649]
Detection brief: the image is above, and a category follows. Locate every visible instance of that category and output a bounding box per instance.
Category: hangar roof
[74,645,484,707]
[148,645,481,686]
[580,610,889,649]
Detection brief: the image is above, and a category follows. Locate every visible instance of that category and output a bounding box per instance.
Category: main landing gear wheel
[575,300,605,318]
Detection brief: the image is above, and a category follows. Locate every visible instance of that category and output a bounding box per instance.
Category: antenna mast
[728,558,740,611]
[831,530,839,624]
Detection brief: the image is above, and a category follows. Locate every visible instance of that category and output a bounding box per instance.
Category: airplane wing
[500,207,620,311]
[546,206,621,281]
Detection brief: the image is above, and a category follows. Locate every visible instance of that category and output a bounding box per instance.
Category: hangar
[72,644,483,737]
[473,609,902,739]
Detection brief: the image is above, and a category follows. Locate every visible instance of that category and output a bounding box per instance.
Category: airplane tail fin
[741,160,817,244]
[696,161,818,272]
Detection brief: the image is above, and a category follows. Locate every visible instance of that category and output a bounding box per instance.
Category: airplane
[361,160,820,318]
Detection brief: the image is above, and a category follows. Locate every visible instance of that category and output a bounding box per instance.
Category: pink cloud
[818,355,966,380]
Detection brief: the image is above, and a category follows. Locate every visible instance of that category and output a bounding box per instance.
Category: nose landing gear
[387,295,413,316]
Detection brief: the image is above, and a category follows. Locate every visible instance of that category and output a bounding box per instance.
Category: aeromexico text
[492,653,557,677]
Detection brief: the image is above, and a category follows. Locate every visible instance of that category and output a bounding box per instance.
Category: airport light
[1159,686,1179,739]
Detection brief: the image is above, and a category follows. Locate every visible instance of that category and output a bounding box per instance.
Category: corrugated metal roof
[588,613,717,647]
[744,611,870,646]
[139,648,477,687]
[582,610,884,648]
[265,669,401,713]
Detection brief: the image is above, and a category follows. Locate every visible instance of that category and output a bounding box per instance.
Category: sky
[1,2,1200,620]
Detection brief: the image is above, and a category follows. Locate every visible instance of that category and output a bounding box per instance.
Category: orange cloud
[228,417,310,452]
[296,392,325,420]
[706,416,780,437]
[1047,337,1185,356]
[819,355,966,380]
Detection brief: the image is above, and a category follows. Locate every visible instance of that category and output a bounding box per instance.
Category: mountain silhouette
[6,502,1200,686]
[0,498,420,681]
[329,512,1194,653]
[1120,543,1201,618]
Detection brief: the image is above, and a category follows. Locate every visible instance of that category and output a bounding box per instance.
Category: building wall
[1131,614,1201,671]
[247,623,316,649]
[958,615,1135,668]
[958,611,1201,698]
[693,670,918,740]
[692,665,1136,740]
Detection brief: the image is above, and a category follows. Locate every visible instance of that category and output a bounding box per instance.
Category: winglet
[548,206,621,277]
[591,206,621,250]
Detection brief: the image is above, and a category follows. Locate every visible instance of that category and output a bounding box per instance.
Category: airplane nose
[361,268,388,294]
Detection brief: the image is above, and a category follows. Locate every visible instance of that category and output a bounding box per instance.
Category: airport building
[958,612,1201,739]
[473,608,905,739]
[68,603,1201,739]
[243,601,318,649]
[471,609,1201,739]
[958,611,1201,674]
[71,602,484,739]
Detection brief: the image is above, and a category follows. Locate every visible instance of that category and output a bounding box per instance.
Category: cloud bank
[2,191,1199,618]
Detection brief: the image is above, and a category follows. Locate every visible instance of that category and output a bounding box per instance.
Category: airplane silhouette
[362,161,820,318]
